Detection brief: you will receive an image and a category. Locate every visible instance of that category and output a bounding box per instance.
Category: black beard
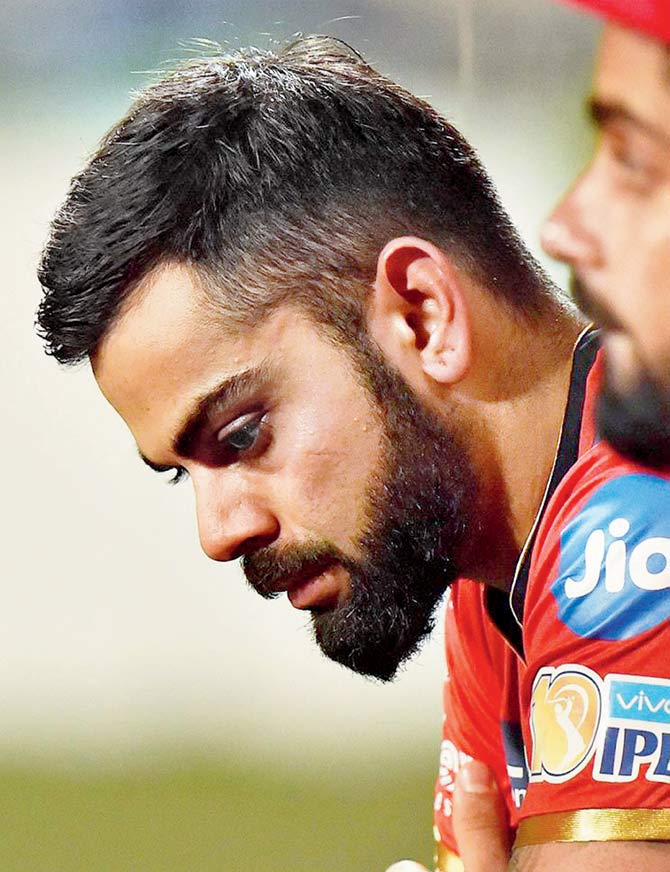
[598,365,670,469]
[243,338,475,682]
[570,272,670,469]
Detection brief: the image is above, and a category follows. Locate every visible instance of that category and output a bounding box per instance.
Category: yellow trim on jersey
[516,809,670,847]
[435,841,464,871]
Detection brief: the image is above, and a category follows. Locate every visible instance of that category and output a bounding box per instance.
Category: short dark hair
[37,35,556,365]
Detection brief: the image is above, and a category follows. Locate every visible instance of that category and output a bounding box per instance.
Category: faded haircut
[37,35,558,365]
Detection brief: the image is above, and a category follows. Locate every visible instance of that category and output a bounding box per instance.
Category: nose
[193,473,280,562]
[541,171,601,270]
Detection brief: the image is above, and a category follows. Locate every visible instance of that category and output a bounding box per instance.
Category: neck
[457,307,586,590]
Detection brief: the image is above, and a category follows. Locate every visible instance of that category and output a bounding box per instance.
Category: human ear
[368,235,471,385]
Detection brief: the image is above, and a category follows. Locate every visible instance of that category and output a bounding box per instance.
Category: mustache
[570,274,623,332]
[242,541,344,599]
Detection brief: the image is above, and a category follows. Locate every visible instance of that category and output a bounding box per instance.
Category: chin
[597,370,670,469]
[311,587,442,683]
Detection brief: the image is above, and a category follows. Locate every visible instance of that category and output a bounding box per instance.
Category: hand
[385,863,428,871]
[452,760,511,871]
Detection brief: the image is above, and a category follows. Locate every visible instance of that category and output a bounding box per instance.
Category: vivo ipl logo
[530,666,670,784]
[595,675,670,784]
[552,474,670,639]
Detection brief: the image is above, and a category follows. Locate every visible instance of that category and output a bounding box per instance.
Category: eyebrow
[587,97,670,147]
[138,364,272,472]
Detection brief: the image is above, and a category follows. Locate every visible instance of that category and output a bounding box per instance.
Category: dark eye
[218,415,264,458]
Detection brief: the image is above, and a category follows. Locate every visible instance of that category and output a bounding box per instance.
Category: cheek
[280,412,383,541]
[627,200,670,309]
[600,197,638,263]
[641,232,670,310]
[600,196,669,304]
[606,196,670,377]
[639,232,670,373]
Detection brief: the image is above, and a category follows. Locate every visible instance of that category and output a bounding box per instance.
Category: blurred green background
[1,752,439,870]
[3,1,597,869]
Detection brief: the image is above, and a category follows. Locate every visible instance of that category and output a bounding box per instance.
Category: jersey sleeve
[434,580,519,866]
[519,445,670,846]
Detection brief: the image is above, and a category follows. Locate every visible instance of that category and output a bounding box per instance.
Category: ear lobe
[371,235,472,386]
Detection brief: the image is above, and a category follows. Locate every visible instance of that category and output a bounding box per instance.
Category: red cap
[561,0,670,42]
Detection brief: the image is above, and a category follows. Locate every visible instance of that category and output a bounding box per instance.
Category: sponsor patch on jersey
[529,664,602,783]
[552,473,670,639]
[530,666,670,785]
[595,674,670,784]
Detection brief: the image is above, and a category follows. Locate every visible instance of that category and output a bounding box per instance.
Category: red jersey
[434,329,670,867]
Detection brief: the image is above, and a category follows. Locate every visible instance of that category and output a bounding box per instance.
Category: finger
[384,862,429,872]
[452,760,511,872]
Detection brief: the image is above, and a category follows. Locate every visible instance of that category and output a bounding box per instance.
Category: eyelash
[163,414,266,486]
[166,467,188,486]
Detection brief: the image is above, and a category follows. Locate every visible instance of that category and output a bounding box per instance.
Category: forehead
[93,263,285,454]
[95,262,234,400]
[595,24,670,138]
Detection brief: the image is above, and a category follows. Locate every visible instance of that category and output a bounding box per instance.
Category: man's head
[38,37,566,679]
[542,8,670,465]
[38,36,555,365]
[92,263,479,681]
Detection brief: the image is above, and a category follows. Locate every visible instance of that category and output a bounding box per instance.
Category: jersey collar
[485,326,601,657]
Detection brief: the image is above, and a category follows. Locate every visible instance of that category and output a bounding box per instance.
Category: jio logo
[565,517,670,598]
[552,473,670,640]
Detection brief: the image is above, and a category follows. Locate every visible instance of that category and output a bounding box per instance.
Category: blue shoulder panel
[552,473,670,640]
